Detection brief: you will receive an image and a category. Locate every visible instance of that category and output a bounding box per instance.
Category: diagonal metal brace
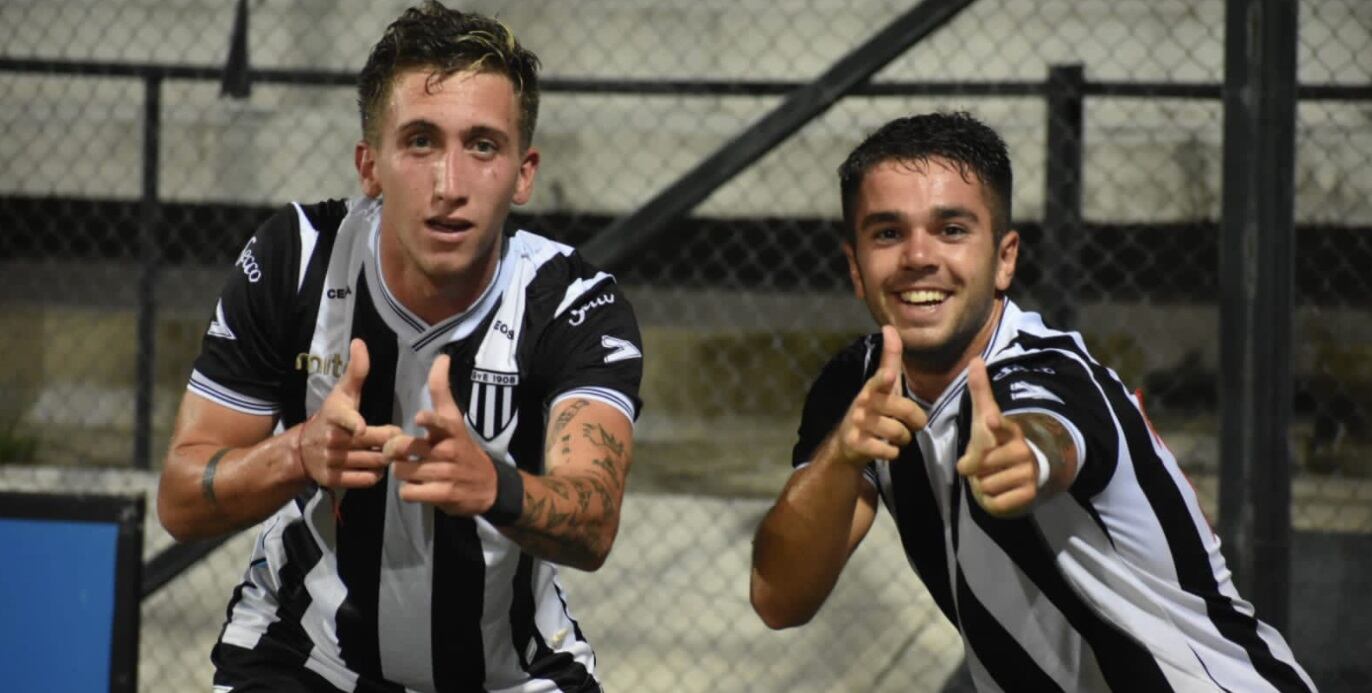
[579,0,978,271]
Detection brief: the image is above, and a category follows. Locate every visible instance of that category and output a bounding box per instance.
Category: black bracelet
[482,458,525,526]
[202,447,231,508]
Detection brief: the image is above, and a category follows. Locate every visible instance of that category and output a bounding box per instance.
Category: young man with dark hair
[157,3,641,691]
[750,112,1314,692]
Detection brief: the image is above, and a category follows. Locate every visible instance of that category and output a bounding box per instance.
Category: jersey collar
[363,211,514,354]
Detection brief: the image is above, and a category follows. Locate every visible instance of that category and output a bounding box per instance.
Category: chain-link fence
[1,0,1369,691]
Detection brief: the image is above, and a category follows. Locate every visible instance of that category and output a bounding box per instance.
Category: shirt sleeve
[792,336,879,487]
[984,352,1120,495]
[187,205,302,416]
[537,280,644,423]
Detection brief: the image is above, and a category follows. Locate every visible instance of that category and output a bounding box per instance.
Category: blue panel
[0,518,119,691]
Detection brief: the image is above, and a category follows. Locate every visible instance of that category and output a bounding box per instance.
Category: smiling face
[355,67,539,319]
[845,157,1019,376]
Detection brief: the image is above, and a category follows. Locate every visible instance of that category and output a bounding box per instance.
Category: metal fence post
[133,74,161,470]
[1219,0,1298,633]
[1043,64,1085,330]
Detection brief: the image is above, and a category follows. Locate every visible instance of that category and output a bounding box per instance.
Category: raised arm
[157,394,302,541]
[500,395,633,571]
[158,338,397,540]
[955,356,1080,517]
[387,355,633,572]
[750,326,927,629]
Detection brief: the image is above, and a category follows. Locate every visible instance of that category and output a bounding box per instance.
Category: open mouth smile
[898,289,949,307]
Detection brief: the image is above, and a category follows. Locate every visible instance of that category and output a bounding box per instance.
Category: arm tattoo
[201,447,231,508]
[590,455,618,478]
[550,399,590,440]
[507,401,632,569]
[1015,413,1078,490]
[581,423,625,458]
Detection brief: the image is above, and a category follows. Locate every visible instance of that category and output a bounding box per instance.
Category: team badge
[467,368,520,440]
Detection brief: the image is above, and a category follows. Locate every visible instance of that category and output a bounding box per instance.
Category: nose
[432,151,468,206]
[899,229,936,270]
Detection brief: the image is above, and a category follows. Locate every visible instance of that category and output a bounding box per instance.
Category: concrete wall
[1,0,1369,221]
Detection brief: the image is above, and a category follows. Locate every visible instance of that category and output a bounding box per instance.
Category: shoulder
[240,199,349,264]
[511,230,629,325]
[800,333,880,410]
[816,334,881,388]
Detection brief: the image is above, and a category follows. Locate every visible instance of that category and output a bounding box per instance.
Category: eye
[871,227,901,243]
[406,132,434,150]
[470,139,499,159]
[940,224,969,238]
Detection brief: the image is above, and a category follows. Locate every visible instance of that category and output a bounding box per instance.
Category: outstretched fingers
[418,355,470,442]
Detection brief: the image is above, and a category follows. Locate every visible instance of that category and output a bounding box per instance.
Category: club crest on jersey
[467,368,520,440]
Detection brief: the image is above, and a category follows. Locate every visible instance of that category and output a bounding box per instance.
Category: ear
[511,146,540,206]
[995,229,1019,292]
[355,140,382,198]
[842,241,866,301]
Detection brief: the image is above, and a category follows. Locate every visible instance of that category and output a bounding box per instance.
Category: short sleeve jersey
[791,299,1314,693]
[191,197,642,693]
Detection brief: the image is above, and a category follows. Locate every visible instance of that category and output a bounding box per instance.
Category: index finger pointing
[966,357,1002,428]
[875,325,904,395]
[337,338,370,398]
[426,354,462,420]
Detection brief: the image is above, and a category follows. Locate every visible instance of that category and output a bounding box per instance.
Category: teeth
[900,290,947,305]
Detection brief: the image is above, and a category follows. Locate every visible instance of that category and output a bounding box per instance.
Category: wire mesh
[1,0,1369,690]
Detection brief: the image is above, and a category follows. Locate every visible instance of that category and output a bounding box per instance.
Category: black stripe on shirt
[888,441,957,625]
[954,566,1065,692]
[1017,333,1313,692]
[259,515,326,667]
[333,272,398,683]
[510,553,538,670]
[960,477,1173,690]
[532,581,597,691]
[1104,377,1312,692]
[431,514,488,690]
[509,553,596,690]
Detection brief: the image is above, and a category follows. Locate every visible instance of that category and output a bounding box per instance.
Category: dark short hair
[838,111,1013,240]
[357,1,541,148]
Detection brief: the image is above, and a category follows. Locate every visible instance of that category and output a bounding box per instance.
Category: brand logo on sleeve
[235,237,262,283]
[568,293,615,326]
[1009,381,1064,405]
[601,335,641,364]
[206,300,237,340]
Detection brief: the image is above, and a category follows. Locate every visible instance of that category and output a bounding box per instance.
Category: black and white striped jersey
[190,196,642,693]
[792,299,1315,693]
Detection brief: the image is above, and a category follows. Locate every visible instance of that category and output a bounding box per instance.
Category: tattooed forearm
[510,399,633,570]
[503,469,619,569]
[1011,412,1079,491]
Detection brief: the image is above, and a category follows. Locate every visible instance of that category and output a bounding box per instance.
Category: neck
[380,236,500,327]
[903,296,1006,402]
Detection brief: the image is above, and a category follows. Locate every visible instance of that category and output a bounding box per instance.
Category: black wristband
[482,459,525,526]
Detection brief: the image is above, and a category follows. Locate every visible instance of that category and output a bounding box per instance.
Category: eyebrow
[395,118,440,137]
[857,210,905,231]
[933,205,980,223]
[465,124,511,145]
